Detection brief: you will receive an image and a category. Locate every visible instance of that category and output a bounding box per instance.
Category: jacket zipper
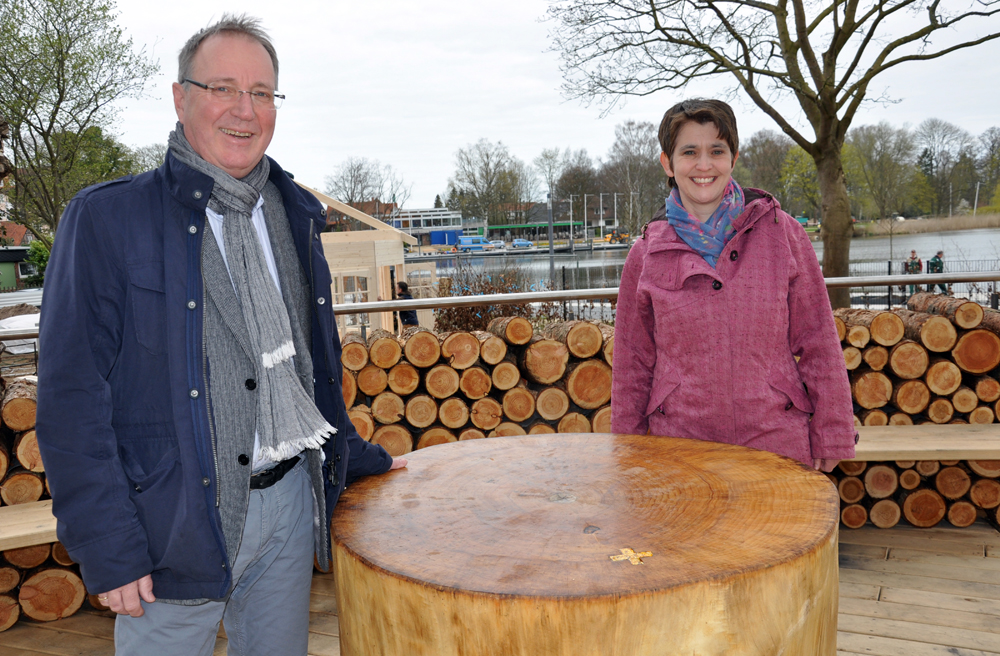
[199,242,221,507]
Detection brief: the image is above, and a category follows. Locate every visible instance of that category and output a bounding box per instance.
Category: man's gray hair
[178,14,279,88]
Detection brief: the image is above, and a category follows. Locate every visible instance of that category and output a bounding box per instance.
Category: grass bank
[853,213,1000,238]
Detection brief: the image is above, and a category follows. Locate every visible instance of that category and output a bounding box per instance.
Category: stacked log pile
[0,378,44,506]
[836,294,1000,426]
[831,459,1000,530]
[341,319,614,456]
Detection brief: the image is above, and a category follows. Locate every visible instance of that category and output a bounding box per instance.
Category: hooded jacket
[610,189,856,465]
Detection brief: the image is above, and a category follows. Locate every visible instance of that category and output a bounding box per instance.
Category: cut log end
[903,489,947,528]
[869,499,901,529]
[946,501,978,528]
[17,568,86,622]
[841,504,868,529]
[370,425,413,457]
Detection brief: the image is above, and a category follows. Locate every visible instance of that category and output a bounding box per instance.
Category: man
[36,15,404,655]
[927,250,948,294]
[396,281,419,328]
[904,249,922,296]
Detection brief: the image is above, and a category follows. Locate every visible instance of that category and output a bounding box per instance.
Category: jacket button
[657,406,664,414]
[188,224,198,234]
[134,483,142,492]
[712,280,723,290]
[328,377,335,384]
[317,297,326,305]
[335,454,342,462]
[187,300,197,310]
[202,477,210,487]
[730,251,738,261]
[245,378,257,390]
[785,401,794,411]
[193,190,203,200]
[238,454,250,466]
[189,389,200,399]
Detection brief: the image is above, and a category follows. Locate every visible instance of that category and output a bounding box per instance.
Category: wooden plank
[0,500,58,550]
[302,183,416,245]
[839,568,1000,601]
[841,552,1000,586]
[26,613,115,639]
[879,586,1000,616]
[837,613,1000,652]
[307,630,341,656]
[0,623,114,655]
[308,611,341,637]
[840,582,882,600]
[888,547,1000,572]
[878,521,1000,545]
[840,542,889,560]
[851,425,1000,460]
[310,592,339,615]
[836,631,1000,656]
[839,597,1000,634]
[839,527,988,557]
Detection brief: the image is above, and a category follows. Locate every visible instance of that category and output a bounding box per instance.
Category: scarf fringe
[257,424,336,463]
[262,340,296,369]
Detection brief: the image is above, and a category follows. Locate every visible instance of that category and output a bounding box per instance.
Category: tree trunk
[404,394,438,429]
[3,544,50,569]
[542,321,604,359]
[951,330,1000,374]
[1,379,37,432]
[487,316,533,345]
[535,386,570,421]
[947,500,978,528]
[438,398,470,429]
[858,409,888,426]
[970,479,1000,509]
[18,567,86,622]
[972,375,1000,403]
[502,387,536,423]
[370,424,413,457]
[951,387,979,414]
[861,345,888,371]
[347,405,375,441]
[935,466,971,500]
[528,422,557,434]
[458,428,486,441]
[424,364,460,399]
[899,469,922,490]
[834,309,904,347]
[402,326,441,368]
[843,346,862,370]
[520,337,569,385]
[890,379,929,415]
[489,422,527,437]
[869,499,901,529]
[562,360,612,410]
[356,364,388,398]
[470,397,503,430]
[840,504,868,529]
[370,392,405,425]
[591,405,612,433]
[926,397,954,424]
[439,332,480,370]
[887,340,928,380]
[925,358,962,396]
[837,476,865,504]
[907,292,984,329]
[863,465,898,499]
[387,362,420,396]
[894,309,957,353]
[340,333,370,371]
[850,368,892,409]
[416,427,457,450]
[472,331,507,365]
[367,329,403,370]
[0,594,19,632]
[341,367,357,409]
[599,323,614,367]
[458,367,492,400]
[491,356,521,391]
[0,469,44,505]
[902,488,947,527]
[557,412,591,433]
[967,460,1000,478]
[817,151,852,309]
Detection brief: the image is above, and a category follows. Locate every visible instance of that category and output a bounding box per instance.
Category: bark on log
[341,367,357,409]
[843,346,862,370]
[888,412,914,426]
[899,469,922,490]
[907,292,984,329]
[864,465,898,499]
[861,346,888,371]
[356,365,389,398]
[458,367,492,400]
[858,409,888,426]
[0,567,21,595]
[12,430,42,473]
[458,428,486,441]
[869,499,901,529]
[970,479,1000,509]
[439,332,480,370]
[890,379,930,415]
[1,379,36,432]
[982,307,1000,336]
[18,567,86,622]
[491,356,521,392]
[470,398,503,431]
[488,422,527,438]
[838,477,865,504]
[887,340,928,380]
[424,364,460,399]
[472,331,507,366]
[838,461,867,477]
[844,325,871,348]
[535,387,570,422]
[916,461,941,477]
[3,544,50,569]
[370,424,413,457]
[348,405,375,442]
[340,333,370,371]
[925,358,962,396]
[367,329,403,369]
[840,504,868,529]
[416,427,457,450]
[487,316,533,346]
[599,324,614,367]
[967,460,1000,478]
[402,326,441,368]
[591,405,612,434]
[557,412,591,433]
[0,469,44,505]
[387,362,420,396]
[542,321,603,359]
[0,443,7,482]
[927,397,955,424]
[49,543,73,568]
[894,309,958,353]
[527,422,556,434]
[405,395,438,429]
[834,316,846,342]
[438,398,470,429]
[562,359,612,410]
[834,309,905,346]
[902,488,947,527]
[935,466,972,500]
[947,501,978,528]
[951,330,1000,374]
[0,594,18,632]
[951,386,979,413]
[502,387,536,423]
[371,392,405,424]
[520,338,569,385]
[850,369,892,409]
[973,375,1000,403]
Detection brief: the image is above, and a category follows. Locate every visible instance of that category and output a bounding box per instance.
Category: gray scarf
[169,123,333,462]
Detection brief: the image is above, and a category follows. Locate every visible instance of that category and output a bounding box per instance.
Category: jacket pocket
[645,363,681,417]
[768,373,815,414]
[126,261,166,355]
[124,444,182,568]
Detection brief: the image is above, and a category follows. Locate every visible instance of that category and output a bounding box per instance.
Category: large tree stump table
[332,434,840,655]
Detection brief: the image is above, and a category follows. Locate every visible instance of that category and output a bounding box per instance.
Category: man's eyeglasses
[183,79,284,109]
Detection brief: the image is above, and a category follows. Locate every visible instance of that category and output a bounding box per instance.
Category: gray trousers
[115,459,314,656]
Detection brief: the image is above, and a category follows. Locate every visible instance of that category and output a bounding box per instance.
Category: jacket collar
[644,186,777,255]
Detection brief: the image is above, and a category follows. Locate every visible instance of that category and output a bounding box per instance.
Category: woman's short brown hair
[658,99,739,188]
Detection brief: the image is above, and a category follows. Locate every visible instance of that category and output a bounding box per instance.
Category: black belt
[249,455,300,490]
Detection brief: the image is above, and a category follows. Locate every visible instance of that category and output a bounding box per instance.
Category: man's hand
[813,459,839,473]
[389,457,408,470]
[98,574,155,617]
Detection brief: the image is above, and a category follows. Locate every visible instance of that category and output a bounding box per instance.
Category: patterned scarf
[665,178,745,267]
[168,123,334,462]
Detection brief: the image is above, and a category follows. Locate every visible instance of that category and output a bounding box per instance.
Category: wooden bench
[0,500,57,551]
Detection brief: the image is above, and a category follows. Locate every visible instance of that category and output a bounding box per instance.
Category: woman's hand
[813,459,839,473]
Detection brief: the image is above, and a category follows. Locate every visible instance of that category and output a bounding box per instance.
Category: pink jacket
[611,190,856,465]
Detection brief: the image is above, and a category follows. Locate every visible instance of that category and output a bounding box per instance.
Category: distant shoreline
[852,213,1000,238]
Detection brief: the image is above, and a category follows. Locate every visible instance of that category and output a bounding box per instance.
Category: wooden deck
[2,521,998,655]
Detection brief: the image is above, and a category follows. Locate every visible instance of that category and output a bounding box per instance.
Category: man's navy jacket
[36,152,391,599]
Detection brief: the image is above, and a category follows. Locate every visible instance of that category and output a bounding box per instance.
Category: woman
[611,99,856,471]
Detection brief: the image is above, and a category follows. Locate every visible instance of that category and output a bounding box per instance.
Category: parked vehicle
[511,238,534,249]
[604,229,630,244]
[457,236,496,252]
[490,240,506,250]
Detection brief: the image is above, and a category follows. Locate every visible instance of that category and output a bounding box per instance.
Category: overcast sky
[111,0,1000,207]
